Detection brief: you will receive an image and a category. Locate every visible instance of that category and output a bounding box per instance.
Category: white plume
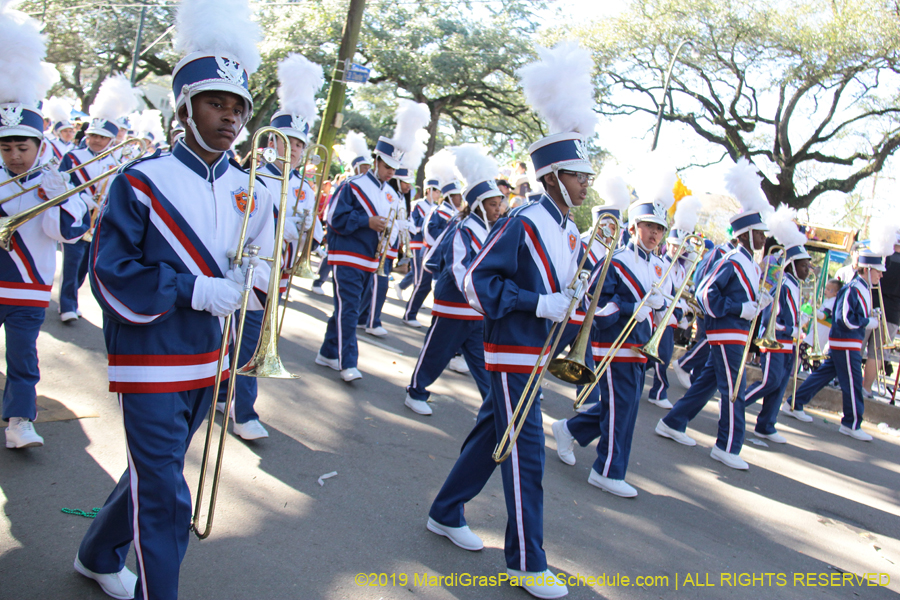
[342,130,371,163]
[869,220,899,256]
[725,158,771,214]
[594,172,631,211]
[0,1,55,105]
[174,0,261,75]
[516,41,598,135]
[393,99,430,155]
[673,195,703,233]
[400,128,429,172]
[43,96,72,124]
[452,144,498,188]
[424,148,459,186]
[641,164,677,211]
[89,74,141,122]
[135,109,164,142]
[767,206,805,248]
[277,53,324,123]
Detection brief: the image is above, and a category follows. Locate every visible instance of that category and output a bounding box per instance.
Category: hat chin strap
[472,199,491,231]
[551,165,575,208]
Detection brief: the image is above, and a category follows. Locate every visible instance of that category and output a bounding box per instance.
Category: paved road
[2,266,899,599]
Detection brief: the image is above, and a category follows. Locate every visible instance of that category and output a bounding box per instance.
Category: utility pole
[129,6,148,85]
[316,0,367,177]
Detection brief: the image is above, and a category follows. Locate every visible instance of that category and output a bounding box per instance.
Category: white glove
[667,314,678,327]
[800,313,810,327]
[191,274,243,317]
[865,317,879,331]
[678,316,691,329]
[406,218,419,234]
[758,294,774,311]
[740,301,759,321]
[283,216,303,243]
[305,211,315,232]
[816,309,826,320]
[790,326,800,339]
[634,304,652,323]
[536,292,572,323]
[646,288,665,310]
[395,218,410,234]
[40,163,68,199]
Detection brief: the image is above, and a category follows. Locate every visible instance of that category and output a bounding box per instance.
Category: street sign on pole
[344,63,371,84]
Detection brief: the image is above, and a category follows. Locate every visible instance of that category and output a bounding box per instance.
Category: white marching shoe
[647,397,673,409]
[233,419,269,440]
[392,281,406,302]
[341,367,362,382]
[448,355,470,374]
[310,284,325,295]
[781,402,813,422]
[426,517,483,551]
[654,419,696,446]
[839,425,873,441]
[60,311,79,323]
[5,418,43,449]
[403,318,423,328]
[315,353,340,371]
[587,469,637,498]
[550,419,576,466]
[405,394,433,416]
[365,326,388,337]
[710,445,749,470]
[74,554,137,600]
[673,361,693,389]
[506,569,569,599]
[754,431,786,444]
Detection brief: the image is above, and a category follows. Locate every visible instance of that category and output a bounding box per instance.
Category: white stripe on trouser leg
[839,351,858,426]
[721,346,735,452]
[410,319,438,390]
[654,364,663,400]
[679,339,706,366]
[501,372,527,571]
[333,268,343,368]
[746,355,770,400]
[119,393,149,600]
[368,275,378,328]
[603,373,615,477]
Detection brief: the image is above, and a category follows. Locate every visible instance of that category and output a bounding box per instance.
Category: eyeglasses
[559,170,595,186]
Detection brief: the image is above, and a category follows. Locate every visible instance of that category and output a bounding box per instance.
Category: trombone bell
[547,358,596,386]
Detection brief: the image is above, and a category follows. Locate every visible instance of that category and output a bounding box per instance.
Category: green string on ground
[61,507,102,519]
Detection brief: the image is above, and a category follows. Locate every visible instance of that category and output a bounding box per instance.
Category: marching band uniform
[646,244,686,409]
[47,122,75,160]
[357,178,403,335]
[75,16,275,598]
[397,177,439,298]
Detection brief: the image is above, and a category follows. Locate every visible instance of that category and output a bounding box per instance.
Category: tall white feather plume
[174,0,261,75]
[400,129,429,173]
[641,164,677,212]
[393,99,431,155]
[673,195,703,233]
[277,53,324,123]
[869,220,899,256]
[136,109,164,142]
[43,96,72,124]
[725,158,771,214]
[452,144,498,188]
[424,148,459,186]
[342,130,371,164]
[593,172,632,211]
[0,1,55,105]
[89,74,141,122]
[767,206,805,248]
[516,41,598,135]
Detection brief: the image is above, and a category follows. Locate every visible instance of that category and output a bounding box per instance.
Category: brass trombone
[868,282,896,398]
[289,143,331,280]
[191,127,298,540]
[755,250,787,351]
[374,208,399,277]
[791,272,823,409]
[493,216,614,463]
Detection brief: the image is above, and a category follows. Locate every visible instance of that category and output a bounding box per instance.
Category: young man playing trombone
[74,2,275,597]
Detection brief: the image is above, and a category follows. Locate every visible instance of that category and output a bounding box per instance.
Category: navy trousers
[217,309,263,424]
[312,255,331,287]
[407,316,491,401]
[648,327,675,401]
[0,305,44,421]
[566,361,646,479]
[320,265,371,369]
[793,349,864,429]
[677,319,709,382]
[403,260,433,322]
[745,350,793,435]
[60,238,90,314]
[78,387,214,600]
[399,248,422,290]
[358,259,392,329]
[663,343,747,455]
[429,370,547,572]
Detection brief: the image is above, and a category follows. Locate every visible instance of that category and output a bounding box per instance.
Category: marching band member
[786,227,896,440]
[403,148,462,328]
[42,96,76,159]
[551,171,673,498]
[317,100,427,382]
[395,165,442,302]
[404,144,500,416]
[427,42,597,599]
[646,196,700,409]
[74,2,274,597]
[1,3,89,449]
[656,158,772,471]
[58,74,139,323]
[744,209,810,444]
[132,109,165,152]
[311,131,372,295]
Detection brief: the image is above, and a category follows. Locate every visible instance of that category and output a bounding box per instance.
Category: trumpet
[494,216,616,463]
[191,127,298,540]
[573,235,700,409]
[374,208,398,277]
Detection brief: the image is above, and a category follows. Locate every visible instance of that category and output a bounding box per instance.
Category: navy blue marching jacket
[48,137,73,162]
[696,244,761,346]
[463,195,581,372]
[828,273,873,351]
[60,146,118,205]
[431,212,488,321]
[0,167,89,307]
[325,170,401,272]
[758,271,800,354]
[408,198,434,251]
[589,242,667,364]
[424,201,458,248]
[568,233,608,328]
[89,141,274,394]
[656,254,686,329]
[694,241,735,286]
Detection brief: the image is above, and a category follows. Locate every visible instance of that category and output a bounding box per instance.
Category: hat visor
[85,127,115,138]
[375,151,402,169]
[0,125,42,140]
[276,127,309,144]
[634,215,669,229]
[177,81,254,118]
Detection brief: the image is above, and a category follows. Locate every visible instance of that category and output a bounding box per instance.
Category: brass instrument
[493,215,614,463]
[191,127,298,540]
[374,208,398,277]
[548,220,621,385]
[805,272,827,362]
[755,250,787,351]
[868,282,896,398]
[874,284,898,351]
[290,143,330,280]
[573,235,697,409]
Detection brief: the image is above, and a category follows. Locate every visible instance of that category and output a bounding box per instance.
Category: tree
[572,0,900,210]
